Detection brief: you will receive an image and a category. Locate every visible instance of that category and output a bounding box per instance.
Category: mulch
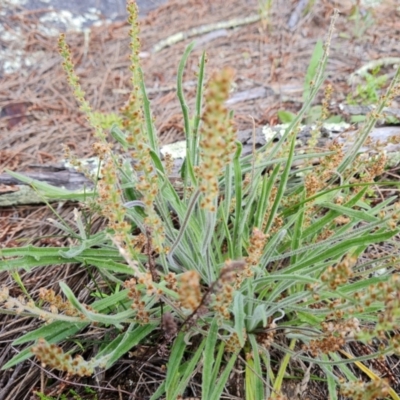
[1,0,400,398]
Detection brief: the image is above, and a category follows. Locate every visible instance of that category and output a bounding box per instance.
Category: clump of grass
[1,3,400,399]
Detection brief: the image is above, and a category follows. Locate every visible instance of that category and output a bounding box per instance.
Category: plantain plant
[1,2,400,399]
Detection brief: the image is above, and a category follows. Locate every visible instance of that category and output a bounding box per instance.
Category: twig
[287,0,309,31]
[152,14,260,52]
[0,363,24,400]
[348,57,400,84]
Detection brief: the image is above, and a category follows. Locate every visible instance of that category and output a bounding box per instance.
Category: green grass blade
[171,339,206,399]
[233,292,246,347]
[319,202,379,223]
[232,141,243,258]
[4,323,86,370]
[59,282,133,328]
[165,332,187,394]
[290,191,305,265]
[303,40,323,102]
[0,254,76,272]
[246,335,265,400]
[104,324,156,368]
[210,351,239,399]
[286,229,398,274]
[5,170,94,201]
[110,124,129,149]
[149,381,166,400]
[211,340,226,384]
[218,203,234,260]
[329,352,357,382]
[149,149,165,174]
[255,165,280,230]
[176,41,195,189]
[301,187,368,238]
[264,135,296,233]
[76,257,137,275]
[139,66,158,153]
[238,170,263,238]
[202,318,219,399]
[320,354,338,400]
[272,339,296,398]
[12,321,86,346]
[223,162,234,235]
[177,42,195,140]
[192,51,206,165]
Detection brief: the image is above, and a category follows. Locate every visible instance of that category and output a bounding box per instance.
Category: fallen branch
[1,122,399,206]
[152,14,260,52]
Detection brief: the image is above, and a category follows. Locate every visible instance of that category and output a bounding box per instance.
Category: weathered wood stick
[1,122,399,206]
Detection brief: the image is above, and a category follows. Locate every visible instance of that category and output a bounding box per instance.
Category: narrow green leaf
[105,324,156,368]
[0,255,72,272]
[272,339,296,397]
[247,335,264,400]
[165,332,186,393]
[286,229,398,274]
[232,141,243,258]
[210,351,238,399]
[120,158,138,202]
[255,165,280,230]
[176,42,195,190]
[171,339,206,399]
[320,354,338,400]
[303,40,323,102]
[139,66,158,153]
[177,42,195,140]
[192,51,206,166]
[211,340,226,384]
[202,318,219,399]
[149,381,166,400]
[302,187,368,238]
[59,282,133,328]
[3,323,86,370]
[5,170,94,201]
[77,257,136,275]
[290,191,305,265]
[329,352,357,383]
[264,135,296,233]
[319,202,379,223]
[223,162,233,229]
[149,149,165,174]
[233,292,246,347]
[110,124,129,149]
[13,321,84,345]
[219,203,234,260]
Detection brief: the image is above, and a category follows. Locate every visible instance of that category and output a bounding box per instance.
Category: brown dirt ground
[1,0,400,399]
